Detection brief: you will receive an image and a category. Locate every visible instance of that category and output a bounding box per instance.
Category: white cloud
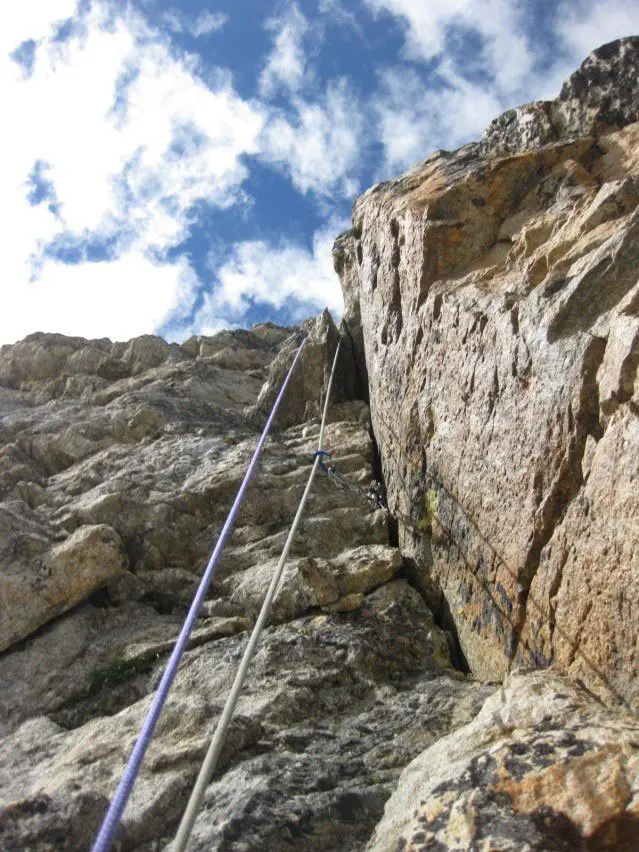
[259,3,309,96]
[1,253,197,344]
[1,0,78,59]
[318,0,364,35]
[375,64,503,174]
[363,0,540,173]
[554,0,639,64]
[261,80,364,198]
[189,220,346,335]
[191,11,229,38]
[364,0,536,92]
[162,9,229,39]
[257,4,365,199]
[1,1,263,344]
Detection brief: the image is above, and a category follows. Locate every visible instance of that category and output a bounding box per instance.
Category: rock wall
[335,37,639,712]
[0,316,493,849]
[1,37,638,852]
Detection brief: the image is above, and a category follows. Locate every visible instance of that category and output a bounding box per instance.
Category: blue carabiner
[314,449,332,473]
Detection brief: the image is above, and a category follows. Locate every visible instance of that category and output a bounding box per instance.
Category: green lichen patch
[419,489,438,533]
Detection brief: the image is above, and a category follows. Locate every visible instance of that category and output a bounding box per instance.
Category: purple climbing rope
[91,336,306,852]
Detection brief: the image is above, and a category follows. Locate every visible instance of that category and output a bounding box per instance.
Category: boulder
[250,310,357,430]
[0,523,127,652]
[368,669,639,851]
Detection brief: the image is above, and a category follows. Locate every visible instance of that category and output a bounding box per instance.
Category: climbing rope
[171,339,343,852]
[91,336,307,852]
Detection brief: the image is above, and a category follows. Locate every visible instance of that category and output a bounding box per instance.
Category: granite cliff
[0,37,637,852]
[335,35,639,711]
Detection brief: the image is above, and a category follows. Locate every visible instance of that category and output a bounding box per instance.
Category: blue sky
[2,0,638,344]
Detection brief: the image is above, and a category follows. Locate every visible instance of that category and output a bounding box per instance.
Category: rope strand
[171,338,342,852]
[91,336,307,852]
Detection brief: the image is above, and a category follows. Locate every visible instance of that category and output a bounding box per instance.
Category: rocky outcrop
[335,37,639,712]
[0,521,126,652]
[0,320,490,849]
[250,310,356,428]
[481,36,639,155]
[368,669,639,851]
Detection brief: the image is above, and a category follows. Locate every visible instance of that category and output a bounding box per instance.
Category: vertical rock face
[335,37,639,711]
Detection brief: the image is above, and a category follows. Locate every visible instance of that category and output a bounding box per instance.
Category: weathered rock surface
[2,36,638,852]
[481,37,639,155]
[0,316,488,850]
[336,37,639,711]
[0,580,488,851]
[0,521,126,652]
[251,309,358,429]
[368,669,639,851]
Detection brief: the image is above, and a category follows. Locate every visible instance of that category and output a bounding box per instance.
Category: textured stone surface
[368,670,639,851]
[480,36,639,156]
[0,522,126,652]
[335,39,639,711]
[0,581,488,852]
[251,309,358,429]
[2,37,639,852]
[0,320,489,850]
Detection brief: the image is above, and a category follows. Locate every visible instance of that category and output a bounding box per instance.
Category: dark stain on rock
[503,755,534,780]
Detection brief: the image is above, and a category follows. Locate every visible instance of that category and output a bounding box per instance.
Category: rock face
[368,669,639,851]
[0,315,490,849]
[0,521,126,652]
[336,37,639,713]
[1,37,638,852]
[481,37,639,155]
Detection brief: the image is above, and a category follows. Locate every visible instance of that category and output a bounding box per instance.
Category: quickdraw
[315,450,387,509]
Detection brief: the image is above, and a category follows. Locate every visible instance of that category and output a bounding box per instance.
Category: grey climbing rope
[171,339,343,852]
